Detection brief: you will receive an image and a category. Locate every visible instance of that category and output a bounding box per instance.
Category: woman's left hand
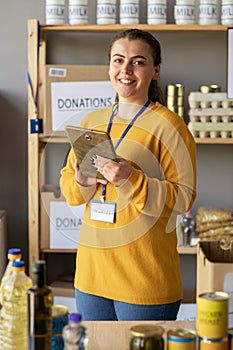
[93,155,132,186]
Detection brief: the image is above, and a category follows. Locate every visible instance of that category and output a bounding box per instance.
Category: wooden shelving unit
[28,18,231,296]
[39,23,232,33]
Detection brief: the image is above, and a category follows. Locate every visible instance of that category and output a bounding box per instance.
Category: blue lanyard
[101,99,151,199]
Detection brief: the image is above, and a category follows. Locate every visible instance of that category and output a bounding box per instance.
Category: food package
[196,207,233,248]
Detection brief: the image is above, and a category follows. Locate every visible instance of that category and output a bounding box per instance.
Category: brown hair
[109,28,164,105]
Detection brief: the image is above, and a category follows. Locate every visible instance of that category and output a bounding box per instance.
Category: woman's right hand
[74,160,107,187]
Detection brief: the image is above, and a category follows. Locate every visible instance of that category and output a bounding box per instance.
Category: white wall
[0,1,232,293]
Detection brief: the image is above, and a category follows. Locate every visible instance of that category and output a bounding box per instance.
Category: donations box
[43,65,115,135]
[40,192,85,249]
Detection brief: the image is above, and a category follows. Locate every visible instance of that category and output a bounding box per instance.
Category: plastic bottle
[1,260,33,350]
[62,313,88,350]
[0,248,22,305]
[28,260,53,350]
[0,248,22,349]
[181,210,196,246]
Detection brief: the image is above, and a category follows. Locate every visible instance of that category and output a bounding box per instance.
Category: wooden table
[82,320,196,350]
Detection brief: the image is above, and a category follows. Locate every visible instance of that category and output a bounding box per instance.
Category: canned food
[199,85,210,93]
[167,328,196,350]
[199,85,221,93]
[52,304,69,334]
[198,336,228,350]
[166,84,184,97]
[209,85,221,93]
[52,334,64,350]
[130,324,164,350]
[197,292,229,339]
[166,95,184,107]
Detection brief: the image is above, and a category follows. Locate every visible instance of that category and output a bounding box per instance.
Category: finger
[96,178,108,185]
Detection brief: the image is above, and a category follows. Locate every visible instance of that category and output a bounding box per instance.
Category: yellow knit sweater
[60,102,196,304]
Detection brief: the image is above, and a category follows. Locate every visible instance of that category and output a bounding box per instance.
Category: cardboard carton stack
[196,207,233,327]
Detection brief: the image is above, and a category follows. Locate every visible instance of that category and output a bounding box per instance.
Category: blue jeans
[75,289,181,321]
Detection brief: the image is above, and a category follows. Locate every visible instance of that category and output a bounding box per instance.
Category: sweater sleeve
[116,122,196,224]
[60,147,97,206]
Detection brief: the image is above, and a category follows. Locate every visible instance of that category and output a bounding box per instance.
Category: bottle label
[199,4,218,19]
[46,5,65,21]
[120,3,139,19]
[148,4,167,19]
[69,5,88,20]
[222,4,233,19]
[97,4,116,20]
[174,5,195,20]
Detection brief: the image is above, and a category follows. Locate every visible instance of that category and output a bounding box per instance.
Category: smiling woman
[60,28,197,321]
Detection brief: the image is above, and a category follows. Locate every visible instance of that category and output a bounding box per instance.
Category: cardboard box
[43,65,115,136]
[197,241,233,327]
[40,191,85,249]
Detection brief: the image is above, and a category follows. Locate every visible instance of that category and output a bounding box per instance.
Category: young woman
[60,29,196,321]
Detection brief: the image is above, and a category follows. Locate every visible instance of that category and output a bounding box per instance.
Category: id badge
[90,200,116,223]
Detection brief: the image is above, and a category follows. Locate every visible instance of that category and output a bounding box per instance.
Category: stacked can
[165,84,184,119]
[197,292,229,350]
[167,328,196,349]
[52,305,69,350]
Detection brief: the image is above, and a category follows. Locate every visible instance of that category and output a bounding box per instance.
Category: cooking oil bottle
[0,248,22,350]
[1,260,32,349]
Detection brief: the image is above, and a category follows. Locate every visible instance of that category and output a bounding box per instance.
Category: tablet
[65,125,116,179]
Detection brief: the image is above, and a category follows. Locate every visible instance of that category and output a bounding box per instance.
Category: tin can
[130,324,164,350]
[96,0,117,24]
[167,328,196,350]
[68,0,88,25]
[199,85,221,93]
[166,95,184,107]
[45,0,66,24]
[197,292,229,339]
[229,329,233,350]
[209,84,221,93]
[120,0,140,24]
[52,304,69,334]
[198,336,228,350]
[166,84,184,97]
[52,334,64,350]
[199,85,210,93]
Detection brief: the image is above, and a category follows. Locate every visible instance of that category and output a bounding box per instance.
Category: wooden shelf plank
[42,249,77,253]
[195,138,233,144]
[177,246,197,254]
[40,135,233,145]
[42,247,197,254]
[39,23,232,33]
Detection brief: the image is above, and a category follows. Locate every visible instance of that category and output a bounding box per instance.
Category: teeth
[120,79,133,84]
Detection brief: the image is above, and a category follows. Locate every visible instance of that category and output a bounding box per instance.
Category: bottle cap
[12,260,25,268]
[185,210,192,216]
[69,313,82,323]
[32,260,46,273]
[8,248,21,255]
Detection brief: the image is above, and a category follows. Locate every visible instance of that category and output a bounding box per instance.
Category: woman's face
[109,38,160,105]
